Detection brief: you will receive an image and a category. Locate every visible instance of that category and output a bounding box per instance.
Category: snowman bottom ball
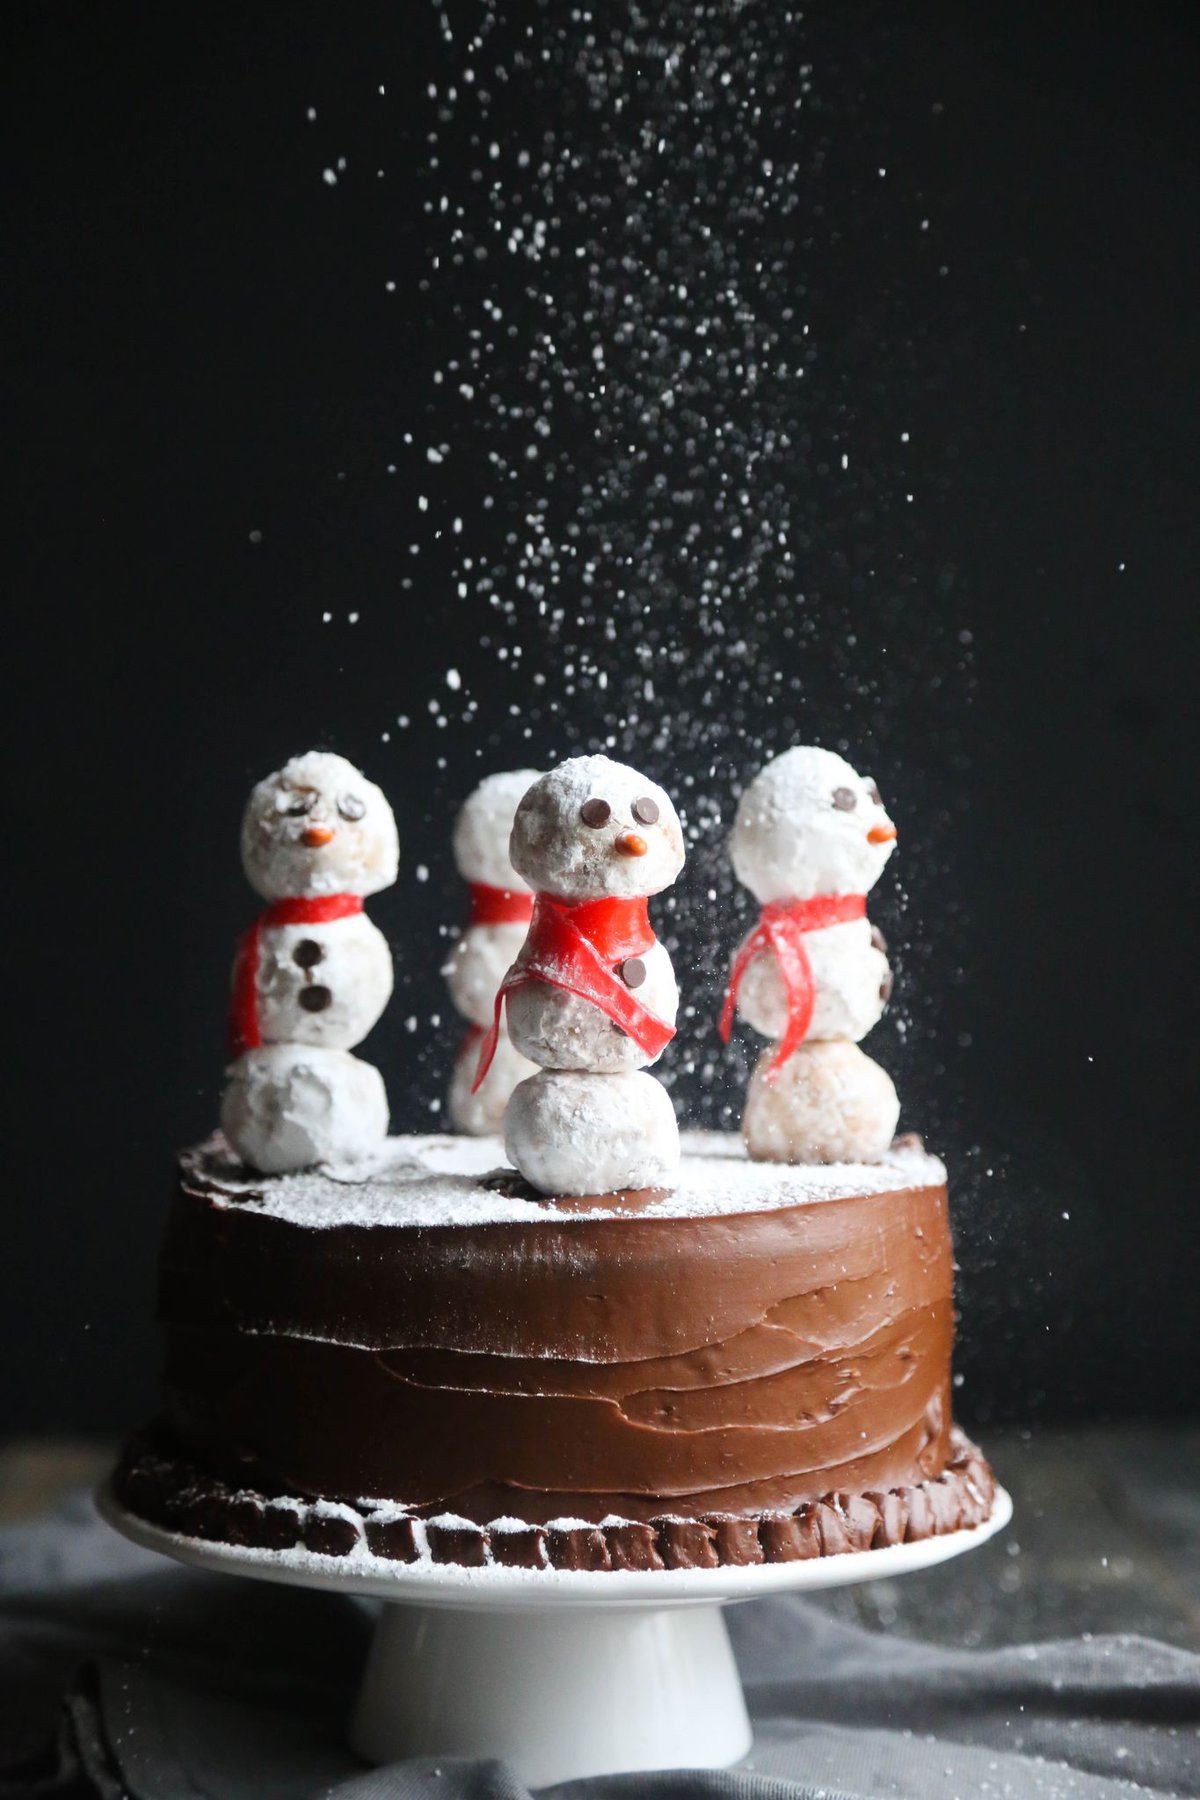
[742,1039,899,1166]
[221,1043,389,1173]
[448,1023,538,1137]
[505,1068,680,1196]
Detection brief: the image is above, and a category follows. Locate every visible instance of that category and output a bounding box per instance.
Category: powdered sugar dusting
[184,1130,944,1228]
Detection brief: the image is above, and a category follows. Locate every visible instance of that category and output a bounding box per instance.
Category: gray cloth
[1,1492,1197,1799]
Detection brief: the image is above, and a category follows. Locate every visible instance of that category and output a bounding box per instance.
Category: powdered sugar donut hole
[730,746,896,905]
[442,921,527,1028]
[742,1039,899,1165]
[452,769,540,888]
[732,917,890,1043]
[448,1025,537,1136]
[506,939,679,1072]
[509,755,684,902]
[221,1043,389,1173]
[241,751,400,903]
[252,913,394,1049]
[505,1068,681,1196]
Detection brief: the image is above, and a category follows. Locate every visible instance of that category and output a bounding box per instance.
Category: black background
[7,1,1198,1439]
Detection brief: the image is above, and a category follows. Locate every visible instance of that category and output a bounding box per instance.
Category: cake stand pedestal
[98,1484,1011,1787]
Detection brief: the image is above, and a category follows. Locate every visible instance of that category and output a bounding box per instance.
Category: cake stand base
[98,1483,1011,1787]
[351,1598,750,1779]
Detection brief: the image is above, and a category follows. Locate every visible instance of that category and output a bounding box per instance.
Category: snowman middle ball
[250,917,394,1048]
[732,915,890,1044]
[505,941,679,1072]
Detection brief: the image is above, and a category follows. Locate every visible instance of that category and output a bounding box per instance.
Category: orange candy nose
[615,832,649,857]
[302,825,335,848]
[867,824,898,845]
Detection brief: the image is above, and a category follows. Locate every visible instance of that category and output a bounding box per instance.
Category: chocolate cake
[116,1129,996,1571]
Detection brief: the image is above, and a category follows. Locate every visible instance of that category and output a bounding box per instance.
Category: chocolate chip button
[299,985,332,1013]
[879,969,894,1003]
[832,786,858,811]
[620,956,647,988]
[870,925,888,954]
[580,797,612,828]
[293,939,324,968]
[631,796,659,825]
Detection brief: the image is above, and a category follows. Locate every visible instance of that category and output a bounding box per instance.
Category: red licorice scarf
[473,892,674,1092]
[719,893,866,1079]
[228,893,363,1055]
[467,882,534,928]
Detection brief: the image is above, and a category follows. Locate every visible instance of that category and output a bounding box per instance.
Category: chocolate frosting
[156,1136,954,1524]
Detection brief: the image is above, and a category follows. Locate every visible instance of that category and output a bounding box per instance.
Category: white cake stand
[98,1483,1010,1786]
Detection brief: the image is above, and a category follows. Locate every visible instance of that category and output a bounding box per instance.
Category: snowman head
[510,754,685,901]
[453,769,540,890]
[240,751,400,901]
[730,746,897,903]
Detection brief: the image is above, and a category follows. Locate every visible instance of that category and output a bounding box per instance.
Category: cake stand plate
[98,1483,1011,1786]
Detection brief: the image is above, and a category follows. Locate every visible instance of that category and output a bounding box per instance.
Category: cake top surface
[182,1130,945,1229]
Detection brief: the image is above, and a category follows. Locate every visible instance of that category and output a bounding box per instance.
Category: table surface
[3,1426,1197,1652]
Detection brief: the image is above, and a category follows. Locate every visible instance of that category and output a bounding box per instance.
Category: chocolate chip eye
[279,790,317,817]
[867,780,882,805]
[338,794,366,821]
[832,787,858,811]
[580,797,612,828]
[631,796,660,825]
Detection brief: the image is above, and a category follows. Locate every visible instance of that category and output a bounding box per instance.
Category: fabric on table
[1,1490,1197,1800]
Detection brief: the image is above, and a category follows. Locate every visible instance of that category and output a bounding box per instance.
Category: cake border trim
[113,1427,996,1573]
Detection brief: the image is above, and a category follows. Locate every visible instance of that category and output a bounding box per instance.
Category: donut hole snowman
[221,751,399,1173]
[723,745,900,1164]
[474,754,685,1197]
[442,769,541,1136]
